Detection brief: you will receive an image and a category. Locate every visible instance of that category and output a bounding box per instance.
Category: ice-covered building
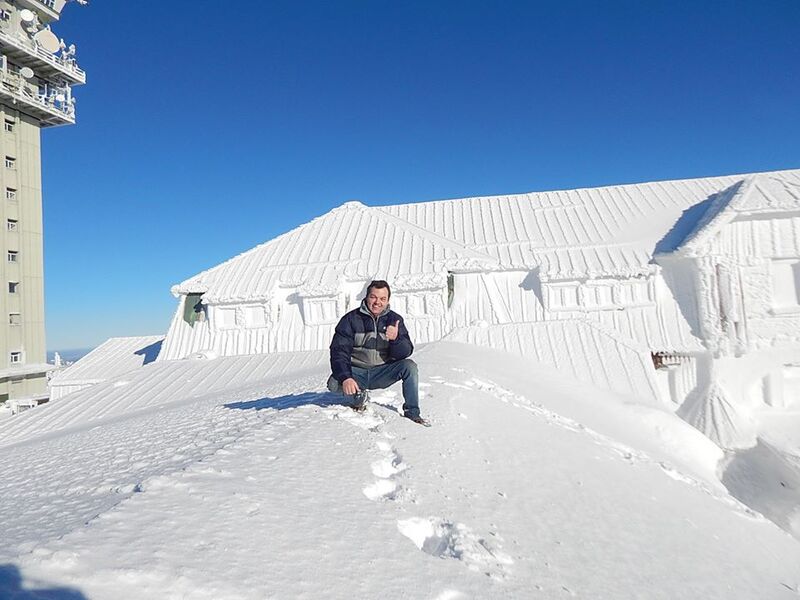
[159,168,800,448]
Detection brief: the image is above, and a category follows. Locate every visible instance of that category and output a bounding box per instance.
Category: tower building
[0,0,84,412]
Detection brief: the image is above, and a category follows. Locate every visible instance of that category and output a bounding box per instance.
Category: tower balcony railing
[0,28,85,84]
[0,67,74,126]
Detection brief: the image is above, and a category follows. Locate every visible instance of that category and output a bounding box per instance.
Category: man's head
[365,280,391,317]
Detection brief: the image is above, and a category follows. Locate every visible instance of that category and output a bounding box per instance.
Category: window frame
[770,259,800,312]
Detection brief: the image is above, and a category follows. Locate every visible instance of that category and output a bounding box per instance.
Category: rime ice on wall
[159,169,800,448]
[656,172,800,446]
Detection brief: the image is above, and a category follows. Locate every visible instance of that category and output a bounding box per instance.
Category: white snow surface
[1,341,800,599]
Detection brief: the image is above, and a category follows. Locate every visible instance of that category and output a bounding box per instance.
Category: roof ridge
[379,168,800,209]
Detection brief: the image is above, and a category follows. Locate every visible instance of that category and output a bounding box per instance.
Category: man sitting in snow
[328,280,428,426]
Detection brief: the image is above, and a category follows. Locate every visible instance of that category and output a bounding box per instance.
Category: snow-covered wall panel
[49,383,92,401]
[713,215,800,259]
[748,314,800,348]
[159,298,212,360]
[449,271,545,328]
[447,320,661,404]
[542,276,655,312]
[670,359,698,405]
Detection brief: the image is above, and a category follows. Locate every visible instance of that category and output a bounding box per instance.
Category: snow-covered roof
[49,335,164,387]
[447,320,661,403]
[174,201,497,303]
[7,350,328,446]
[663,172,800,257]
[174,169,800,301]
[381,171,773,277]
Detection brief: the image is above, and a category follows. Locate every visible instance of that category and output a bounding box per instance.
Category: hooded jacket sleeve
[388,316,414,361]
[330,312,355,383]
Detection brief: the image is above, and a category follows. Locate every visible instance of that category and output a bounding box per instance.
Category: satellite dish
[34,29,60,54]
[19,9,35,23]
[55,93,65,102]
[19,67,33,79]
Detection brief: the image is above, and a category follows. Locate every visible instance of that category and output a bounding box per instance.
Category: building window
[772,260,800,309]
[215,306,237,329]
[7,219,17,231]
[244,305,268,327]
[182,293,205,327]
[8,281,19,293]
[545,282,581,310]
[447,272,455,308]
[8,312,20,325]
[5,156,15,169]
[7,250,18,263]
[4,119,13,133]
[9,351,21,364]
[6,188,15,201]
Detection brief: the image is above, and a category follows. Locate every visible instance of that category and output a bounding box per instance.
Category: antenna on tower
[19,66,33,79]
[19,9,34,22]
[34,29,60,53]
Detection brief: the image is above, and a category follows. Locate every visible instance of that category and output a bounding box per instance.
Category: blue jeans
[346,359,420,418]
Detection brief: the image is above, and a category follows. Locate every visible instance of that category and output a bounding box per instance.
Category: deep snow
[1,341,799,599]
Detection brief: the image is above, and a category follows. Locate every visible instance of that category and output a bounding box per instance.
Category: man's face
[366,287,389,317]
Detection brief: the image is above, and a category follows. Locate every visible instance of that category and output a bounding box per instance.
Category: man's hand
[386,319,400,341]
[342,378,360,396]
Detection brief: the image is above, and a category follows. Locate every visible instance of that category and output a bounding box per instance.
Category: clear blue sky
[42,0,799,350]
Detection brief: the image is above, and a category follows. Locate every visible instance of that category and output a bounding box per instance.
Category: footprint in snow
[363,440,411,503]
[371,450,407,478]
[363,478,399,501]
[325,405,384,431]
[368,389,402,411]
[397,517,513,580]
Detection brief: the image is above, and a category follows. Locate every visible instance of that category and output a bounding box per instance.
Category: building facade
[0,0,83,411]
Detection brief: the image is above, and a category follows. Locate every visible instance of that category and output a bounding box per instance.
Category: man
[328,280,429,426]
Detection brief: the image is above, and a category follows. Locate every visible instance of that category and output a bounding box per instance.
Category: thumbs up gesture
[386,319,400,341]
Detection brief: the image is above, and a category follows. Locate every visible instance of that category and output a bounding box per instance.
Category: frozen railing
[0,67,74,123]
[0,28,85,83]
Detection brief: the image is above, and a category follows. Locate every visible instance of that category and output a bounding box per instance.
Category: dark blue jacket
[330,302,414,383]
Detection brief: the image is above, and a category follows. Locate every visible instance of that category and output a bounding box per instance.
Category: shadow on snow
[0,564,88,599]
[224,391,345,412]
[224,391,401,415]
